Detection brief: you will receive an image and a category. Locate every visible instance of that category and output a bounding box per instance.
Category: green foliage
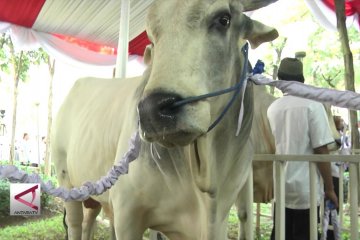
[348,27,360,45]
[303,16,360,89]
[305,21,343,88]
[347,27,360,87]
[0,32,49,83]
[258,1,359,90]
[0,33,11,75]
[0,179,10,216]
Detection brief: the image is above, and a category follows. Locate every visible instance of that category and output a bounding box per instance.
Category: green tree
[44,56,55,176]
[305,18,359,89]
[347,27,360,87]
[306,26,343,87]
[268,37,287,95]
[0,33,48,164]
[334,0,359,152]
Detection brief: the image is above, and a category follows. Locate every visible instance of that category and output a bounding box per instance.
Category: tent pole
[115,0,130,78]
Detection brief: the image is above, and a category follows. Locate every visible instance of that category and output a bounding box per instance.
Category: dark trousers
[270,205,320,240]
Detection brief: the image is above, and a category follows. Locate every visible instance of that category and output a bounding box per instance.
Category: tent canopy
[0,0,358,66]
[0,0,153,66]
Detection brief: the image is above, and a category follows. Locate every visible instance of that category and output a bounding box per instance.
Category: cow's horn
[241,0,278,12]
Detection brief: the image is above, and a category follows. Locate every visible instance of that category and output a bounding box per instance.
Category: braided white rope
[251,74,360,110]
[0,131,140,201]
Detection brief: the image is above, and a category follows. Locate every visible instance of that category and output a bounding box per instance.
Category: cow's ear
[143,44,153,65]
[242,15,278,49]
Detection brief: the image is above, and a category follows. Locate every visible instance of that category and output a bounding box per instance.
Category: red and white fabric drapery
[305,0,360,31]
[0,22,118,67]
[0,0,152,67]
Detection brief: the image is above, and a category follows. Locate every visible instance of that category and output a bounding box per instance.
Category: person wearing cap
[267,57,339,240]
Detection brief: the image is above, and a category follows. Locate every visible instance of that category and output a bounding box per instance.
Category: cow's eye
[209,11,232,32]
[218,14,231,28]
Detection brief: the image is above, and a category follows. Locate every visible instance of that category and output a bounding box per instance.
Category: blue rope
[170,43,249,132]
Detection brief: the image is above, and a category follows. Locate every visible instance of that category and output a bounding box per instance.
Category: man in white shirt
[267,58,338,240]
[19,133,32,165]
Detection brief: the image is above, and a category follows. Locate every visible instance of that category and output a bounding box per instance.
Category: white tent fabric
[32,0,154,48]
[0,23,117,67]
[0,0,154,67]
[2,0,358,67]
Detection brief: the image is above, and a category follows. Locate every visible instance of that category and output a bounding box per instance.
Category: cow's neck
[188,81,254,194]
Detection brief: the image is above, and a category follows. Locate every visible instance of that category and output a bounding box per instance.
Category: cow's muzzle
[138,92,183,133]
[138,92,209,147]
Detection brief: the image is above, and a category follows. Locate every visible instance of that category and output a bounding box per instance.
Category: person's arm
[314,145,339,208]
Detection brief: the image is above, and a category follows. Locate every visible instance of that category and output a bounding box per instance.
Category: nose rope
[171,43,249,132]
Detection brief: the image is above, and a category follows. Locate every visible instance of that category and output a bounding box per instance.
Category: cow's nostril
[159,95,183,115]
[138,92,183,130]
[146,92,182,111]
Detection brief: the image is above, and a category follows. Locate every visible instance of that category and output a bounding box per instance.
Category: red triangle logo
[14,185,39,210]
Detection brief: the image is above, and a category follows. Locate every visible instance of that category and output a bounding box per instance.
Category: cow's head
[138,0,278,147]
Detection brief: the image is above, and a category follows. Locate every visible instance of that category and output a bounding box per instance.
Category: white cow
[52,0,278,239]
[236,85,276,240]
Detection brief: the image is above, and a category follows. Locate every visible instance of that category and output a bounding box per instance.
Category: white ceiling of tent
[32,0,154,48]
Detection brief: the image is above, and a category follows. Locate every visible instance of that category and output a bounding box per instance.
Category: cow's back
[52,76,143,201]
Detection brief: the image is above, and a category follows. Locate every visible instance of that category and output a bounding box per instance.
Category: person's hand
[325,189,339,209]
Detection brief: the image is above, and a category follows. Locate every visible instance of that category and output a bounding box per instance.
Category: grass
[0,214,110,240]
[0,214,65,240]
[227,204,273,240]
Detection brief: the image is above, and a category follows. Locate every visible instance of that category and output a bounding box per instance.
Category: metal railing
[253,152,360,240]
